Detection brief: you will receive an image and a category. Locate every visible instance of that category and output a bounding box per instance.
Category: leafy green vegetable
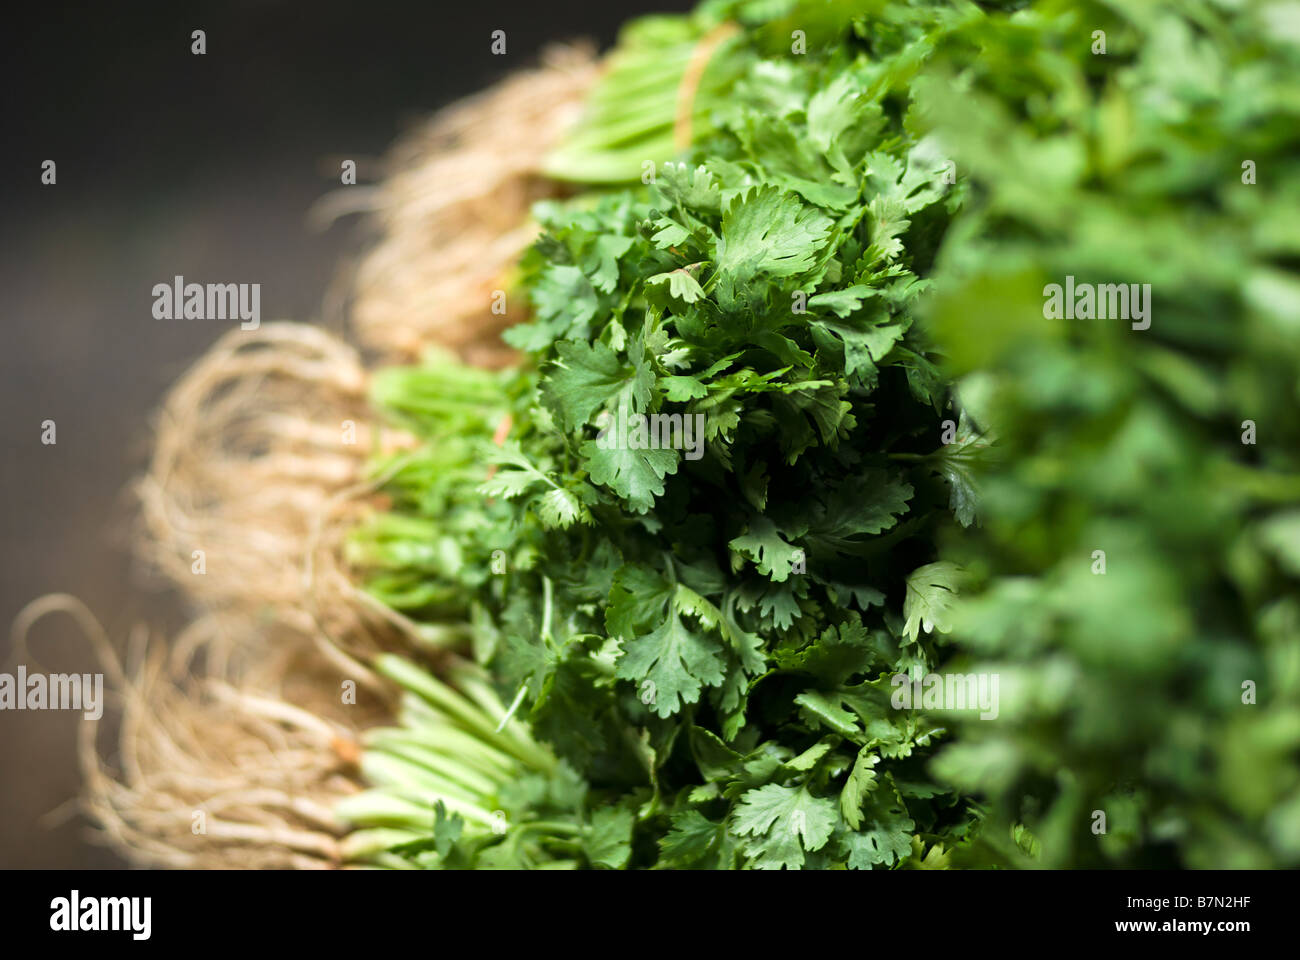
[915,0,1300,869]
[347,0,1300,871]
[337,655,615,869]
[350,0,981,869]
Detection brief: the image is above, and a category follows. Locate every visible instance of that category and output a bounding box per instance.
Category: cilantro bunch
[347,0,985,868]
[345,0,1300,871]
[912,0,1300,868]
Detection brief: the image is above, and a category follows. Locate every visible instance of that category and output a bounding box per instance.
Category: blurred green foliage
[918,0,1300,868]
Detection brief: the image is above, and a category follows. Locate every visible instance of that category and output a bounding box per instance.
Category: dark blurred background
[0,0,692,868]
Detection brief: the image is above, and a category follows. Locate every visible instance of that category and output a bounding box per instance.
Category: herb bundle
[341,0,1300,870]
[345,0,983,869]
[916,0,1300,868]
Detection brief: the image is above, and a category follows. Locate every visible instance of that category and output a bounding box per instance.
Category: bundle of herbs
[344,0,985,869]
[340,0,1300,870]
[916,0,1300,868]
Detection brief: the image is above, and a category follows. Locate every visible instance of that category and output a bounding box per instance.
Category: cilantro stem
[495,683,529,734]
[375,654,555,773]
[541,575,555,644]
[516,820,582,836]
[334,788,499,831]
[360,751,494,805]
[381,700,520,776]
[363,739,503,796]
